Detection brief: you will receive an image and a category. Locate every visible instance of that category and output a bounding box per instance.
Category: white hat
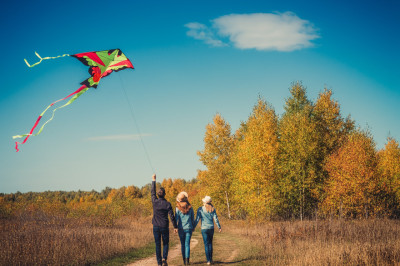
[176,191,188,202]
[202,196,212,204]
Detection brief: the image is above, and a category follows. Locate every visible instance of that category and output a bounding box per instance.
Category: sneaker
[162,259,168,266]
[207,262,211,265]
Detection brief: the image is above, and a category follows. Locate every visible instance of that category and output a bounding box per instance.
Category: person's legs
[184,229,192,259]
[178,229,186,260]
[208,229,214,262]
[201,229,211,262]
[160,227,170,261]
[153,226,162,265]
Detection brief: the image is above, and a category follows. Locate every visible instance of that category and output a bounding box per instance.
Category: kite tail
[24,52,70,67]
[13,85,89,152]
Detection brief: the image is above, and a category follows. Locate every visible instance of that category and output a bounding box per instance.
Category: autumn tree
[197,114,234,217]
[161,178,185,204]
[231,98,279,219]
[377,137,400,217]
[322,130,379,218]
[277,82,320,220]
[313,88,354,203]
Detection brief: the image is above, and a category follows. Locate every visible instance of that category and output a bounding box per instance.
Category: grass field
[2,214,400,265]
[227,218,400,265]
[0,212,153,265]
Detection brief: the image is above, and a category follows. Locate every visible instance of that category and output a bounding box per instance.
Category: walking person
[151,174,178,266]
[193,196,222,265]
[175,191,195,265]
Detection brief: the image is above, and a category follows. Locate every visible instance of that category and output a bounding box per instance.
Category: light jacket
[175,207,195,230]
[194,206,221,230]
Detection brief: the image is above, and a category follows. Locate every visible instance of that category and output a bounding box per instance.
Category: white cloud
[86,134,152,141]
[184,22,227,47]
[186,12,320,51]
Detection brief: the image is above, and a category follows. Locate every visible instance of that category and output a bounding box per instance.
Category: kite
[13,49,134,152]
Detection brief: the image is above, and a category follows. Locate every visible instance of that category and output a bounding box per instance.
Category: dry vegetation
[226,218,400,265]
[0,212,152,265]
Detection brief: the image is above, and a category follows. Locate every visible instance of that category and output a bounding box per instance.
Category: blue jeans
[201,229,214,262]
[153,226,169,264]
[178,229,193,259]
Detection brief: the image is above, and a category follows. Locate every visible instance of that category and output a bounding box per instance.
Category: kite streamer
[24,52,70,67]
[13,49,134,151]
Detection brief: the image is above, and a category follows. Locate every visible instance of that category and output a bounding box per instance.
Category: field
[2,213,400,265]
[0,212,153,265]
[227,218,400,265]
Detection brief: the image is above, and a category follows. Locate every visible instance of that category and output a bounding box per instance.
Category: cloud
[86,134,152,141]
[186,12,320,51]
[184,22,227,47]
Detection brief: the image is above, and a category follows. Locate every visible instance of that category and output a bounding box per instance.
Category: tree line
[1,82,399,221]
[197,82,400,220]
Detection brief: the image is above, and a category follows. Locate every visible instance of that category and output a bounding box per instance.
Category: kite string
[118,74,155,174]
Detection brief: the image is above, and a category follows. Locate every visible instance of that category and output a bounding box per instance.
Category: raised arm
[151,174,157,203]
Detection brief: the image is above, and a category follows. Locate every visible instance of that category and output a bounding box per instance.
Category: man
[151,174,178,266]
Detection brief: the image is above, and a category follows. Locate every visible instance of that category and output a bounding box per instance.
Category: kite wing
[13,48,134,152]
[71,49,134,88]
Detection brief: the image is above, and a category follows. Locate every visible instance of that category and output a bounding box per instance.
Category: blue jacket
[194,206,221,230]
[175,207,195,230]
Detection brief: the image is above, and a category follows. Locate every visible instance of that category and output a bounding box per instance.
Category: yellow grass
[226,218,400,265]
[0,212,152,265]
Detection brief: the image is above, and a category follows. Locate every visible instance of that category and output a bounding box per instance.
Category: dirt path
[127,238,199,266]
[167,231,243,265]
[126,228,255,265]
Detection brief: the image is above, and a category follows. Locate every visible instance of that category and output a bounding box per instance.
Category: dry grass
[226,219,400,265]
[0,212,152,265]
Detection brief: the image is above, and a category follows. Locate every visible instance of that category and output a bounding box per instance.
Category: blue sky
[1,0,399,193]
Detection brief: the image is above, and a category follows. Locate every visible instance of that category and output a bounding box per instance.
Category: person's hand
[219,228,222,233]
[174,229,178,234]
[152,174,156,181]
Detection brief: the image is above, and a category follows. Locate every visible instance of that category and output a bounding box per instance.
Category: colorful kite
[13,49,134,152]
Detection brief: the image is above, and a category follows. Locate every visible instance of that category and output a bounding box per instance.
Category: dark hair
[157,187,165,198]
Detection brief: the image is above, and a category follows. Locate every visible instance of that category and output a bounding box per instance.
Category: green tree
[277,82,320,220]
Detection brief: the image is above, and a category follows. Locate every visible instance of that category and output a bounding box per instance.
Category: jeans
[153,226,169,264]
[201,229,214,262]
[178,229,193,259]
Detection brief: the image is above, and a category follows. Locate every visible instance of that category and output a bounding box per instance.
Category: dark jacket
[151,181,177,228]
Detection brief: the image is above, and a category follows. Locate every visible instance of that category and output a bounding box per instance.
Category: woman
[193,196,222,265]
[175,191,195,265]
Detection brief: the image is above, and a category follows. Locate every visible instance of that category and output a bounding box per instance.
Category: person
[175,191,195,265]
[193,196,222,265]
[151,174,178,266]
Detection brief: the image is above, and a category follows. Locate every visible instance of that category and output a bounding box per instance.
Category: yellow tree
[313,88,354,205]
[161,178,185,204]
[231,98,279,219]
[322,130,379,218]
[197,114,234,218]
[377,137,400,216]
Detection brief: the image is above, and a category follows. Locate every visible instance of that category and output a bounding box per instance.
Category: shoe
[207,262,211,265]
[186,258,190,265]
[162,259,168,266]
